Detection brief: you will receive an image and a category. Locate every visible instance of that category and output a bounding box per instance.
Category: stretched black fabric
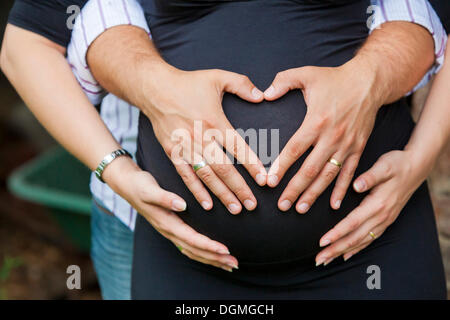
[432,0,450,33]
[132,0,446,299]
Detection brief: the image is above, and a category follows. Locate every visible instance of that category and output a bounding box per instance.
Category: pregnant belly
[139,94,413,265]
[137,0,411,264]
[140,94,366,265]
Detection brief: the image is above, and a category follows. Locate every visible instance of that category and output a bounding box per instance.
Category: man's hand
[87,26,267,214]
[103,156,239,272]
[264,61,381,213]
[141,67,267,214]
[263,21,435,213]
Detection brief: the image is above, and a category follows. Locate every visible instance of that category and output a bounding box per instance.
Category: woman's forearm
[0,24,122,171]
[405,40,450,175]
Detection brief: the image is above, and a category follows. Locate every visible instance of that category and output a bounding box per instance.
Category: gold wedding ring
[176,245,183,252]
[192,160,207,172]
[369,231,376,240]
[328,158,343,169]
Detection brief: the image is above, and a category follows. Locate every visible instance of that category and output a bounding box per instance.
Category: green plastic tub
[7,147,92,252]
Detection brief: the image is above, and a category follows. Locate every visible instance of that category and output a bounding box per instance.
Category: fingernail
[316,257,327,267]
[268,175,278,186]
[221,267,233,273]
[324,257,334,266]
[344,254,353,261]
[320,239,331,247]
[172,199,187,211]
[255,173,266,186]
[227,262,239,270]
[353,179,366,192]
[228,203,241,214]
[279,200,292,211]
[217,248,230,255]
[201,201,212,210]
[297,203,310,214]
[244,200,256,211]
[252,87,263,99]
[334,200,341,209]
[264,85,275,98]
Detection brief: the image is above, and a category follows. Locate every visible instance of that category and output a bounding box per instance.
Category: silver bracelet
[94,149,132,183]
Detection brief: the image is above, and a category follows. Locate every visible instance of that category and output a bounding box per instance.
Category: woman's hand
[315,149,433,266]
[264,58,384,213]
[143,66,267,215]
[103,157,239,272]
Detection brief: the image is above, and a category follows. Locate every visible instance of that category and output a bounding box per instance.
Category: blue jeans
[90,199,134,300]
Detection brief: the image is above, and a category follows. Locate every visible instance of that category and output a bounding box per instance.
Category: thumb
[264,66,314,101]
[217,70,264,103]
[353,156,393,193]
[147,185,188,212]
[137,172,188,212]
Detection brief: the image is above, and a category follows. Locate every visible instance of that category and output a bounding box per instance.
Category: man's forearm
[371,0,447,93]
[353,21,435,106]
[86,18,437,120]
[86,25,170,114]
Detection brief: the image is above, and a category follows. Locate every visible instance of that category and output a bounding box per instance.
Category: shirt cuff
[67,0,150,105]
[370,0,448,92]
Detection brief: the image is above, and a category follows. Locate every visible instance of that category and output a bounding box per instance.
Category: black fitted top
[8,0,88,47]
[136,0,415,265]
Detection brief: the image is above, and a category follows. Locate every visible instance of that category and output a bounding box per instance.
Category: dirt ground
[0,211,100,300]
[0,114,101,300]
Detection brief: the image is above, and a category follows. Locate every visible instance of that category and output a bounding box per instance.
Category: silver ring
[192,160,207,172]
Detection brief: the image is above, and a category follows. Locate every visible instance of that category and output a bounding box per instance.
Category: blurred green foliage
[0,256,23,300]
